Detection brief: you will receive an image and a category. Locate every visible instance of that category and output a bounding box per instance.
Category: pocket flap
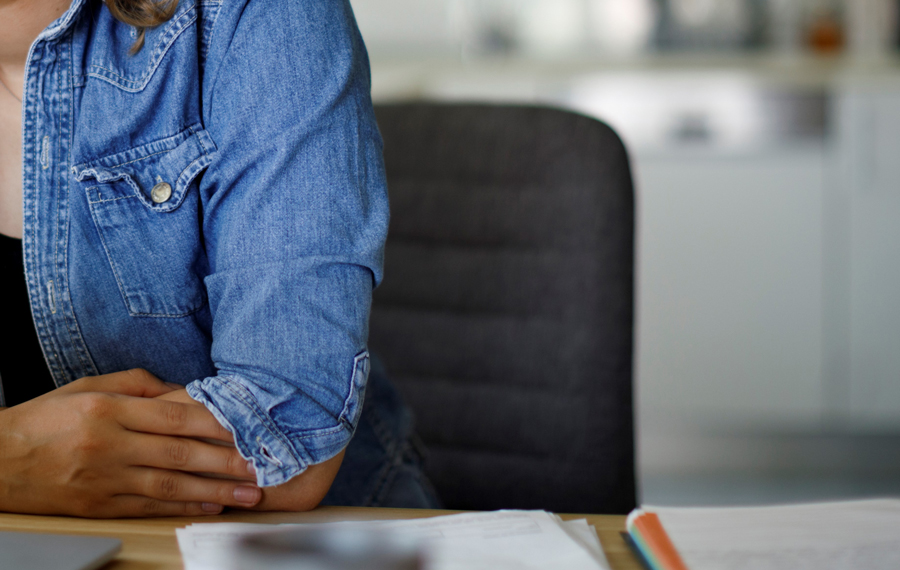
[73,126,216,213]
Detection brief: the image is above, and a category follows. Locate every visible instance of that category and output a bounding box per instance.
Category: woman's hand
[0,369,262,518]
[158,388,346,512]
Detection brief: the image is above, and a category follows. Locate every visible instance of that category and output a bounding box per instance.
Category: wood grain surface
[0,507,640,570]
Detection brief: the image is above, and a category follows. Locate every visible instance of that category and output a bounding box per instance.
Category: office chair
[370,103,635,514]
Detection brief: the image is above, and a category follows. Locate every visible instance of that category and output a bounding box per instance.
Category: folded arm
[176,0,387,505]
[0,370,263,517]
[156,388,346,511]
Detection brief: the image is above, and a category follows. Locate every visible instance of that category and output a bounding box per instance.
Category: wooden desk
[0,507,640,569]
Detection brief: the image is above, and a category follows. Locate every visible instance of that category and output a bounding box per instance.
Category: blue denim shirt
[21,0,388,487]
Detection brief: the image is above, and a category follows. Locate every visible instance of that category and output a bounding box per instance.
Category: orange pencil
[633,512,690,570]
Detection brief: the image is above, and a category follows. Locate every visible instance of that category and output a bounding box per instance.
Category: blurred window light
[765,0,804,50]
[350,0,458,52]
[447,0,522,56]
[352,0,900,59]
[587,0,659,55]
[672,0,720,28]
[567,72,767,151]
[516,0,586,56]
[846,0,899,57]
[660,0,758,49]
[567,72,827,154]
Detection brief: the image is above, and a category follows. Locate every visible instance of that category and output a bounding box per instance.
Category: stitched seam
[198,1,223,73]
[205,0,250,125]
[204,1,225,48]
[214,376,302,465]
[193,125,216,156]
[86,8,198,91]
[84,193,204,319]
[75,129,212,216]
[127,308,202,318]
[86,202,134,318]
[88,195,133,205]
[174,154,211,194]
[54,36,99,378]
[38,0,87,42]
[288,423,346,441]
[73,124,200,171]
[21,34,68,383]
[107,147,170,168]
[338,351,368,424]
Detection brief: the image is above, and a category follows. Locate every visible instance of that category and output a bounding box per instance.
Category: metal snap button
[151,182,172,204]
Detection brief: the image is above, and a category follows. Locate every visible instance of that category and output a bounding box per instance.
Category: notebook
[0,531,121,570]
[625,498,900,570]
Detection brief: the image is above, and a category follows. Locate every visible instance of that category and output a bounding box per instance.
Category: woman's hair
[106,0,178,54]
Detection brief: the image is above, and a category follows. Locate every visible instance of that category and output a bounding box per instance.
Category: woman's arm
[179,0,388,504]
[157,388,345,511]
[0,370,263,517]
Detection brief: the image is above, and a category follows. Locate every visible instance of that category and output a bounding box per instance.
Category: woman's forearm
[156,388,345,511]
[248,450,345,512]
[0,371,263,517]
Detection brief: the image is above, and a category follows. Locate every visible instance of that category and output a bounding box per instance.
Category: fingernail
[165,382,182,389]
[202,503,223,513]
[234,485,261,505]
[246,462,256,476]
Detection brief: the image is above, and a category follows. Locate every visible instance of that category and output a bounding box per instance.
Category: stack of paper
[177,510,610,570]
[626,499,900,570]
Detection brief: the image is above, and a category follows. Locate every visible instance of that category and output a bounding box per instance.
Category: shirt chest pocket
[73,127,216,318]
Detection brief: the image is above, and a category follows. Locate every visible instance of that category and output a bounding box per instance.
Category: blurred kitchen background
[350,0,900,506]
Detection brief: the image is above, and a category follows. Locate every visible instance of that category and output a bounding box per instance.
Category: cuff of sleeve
[186,375,327,487]
[186,353,370,487]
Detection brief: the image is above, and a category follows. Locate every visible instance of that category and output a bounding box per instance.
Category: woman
[0,0,435,516]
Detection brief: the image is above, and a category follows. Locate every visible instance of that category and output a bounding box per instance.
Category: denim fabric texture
[321,356,442,508]
[20,0,392,489]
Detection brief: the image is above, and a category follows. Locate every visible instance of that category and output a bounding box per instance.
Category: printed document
[177,510,610,570]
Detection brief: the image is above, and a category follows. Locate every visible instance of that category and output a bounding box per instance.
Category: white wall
[351,0,457,53]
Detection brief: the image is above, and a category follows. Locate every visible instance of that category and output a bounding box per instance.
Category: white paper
[177,510,609,570]
[647,499,900,570]
[555,516,609,568]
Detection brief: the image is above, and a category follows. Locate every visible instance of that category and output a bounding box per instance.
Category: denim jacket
[20,0,388,487]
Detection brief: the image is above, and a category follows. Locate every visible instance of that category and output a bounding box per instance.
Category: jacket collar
[38,0,89,43]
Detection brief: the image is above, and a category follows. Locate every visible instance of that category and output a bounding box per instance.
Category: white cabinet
[635,150,826,427]
[837,83,900,425]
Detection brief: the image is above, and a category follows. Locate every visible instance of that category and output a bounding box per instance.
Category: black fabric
[370,103,636,514]
[0,234,57,407]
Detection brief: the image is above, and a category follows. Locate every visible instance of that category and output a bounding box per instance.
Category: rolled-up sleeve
[185,0,388,487]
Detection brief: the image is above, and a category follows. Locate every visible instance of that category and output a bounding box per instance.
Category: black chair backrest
[370,103,636,514]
